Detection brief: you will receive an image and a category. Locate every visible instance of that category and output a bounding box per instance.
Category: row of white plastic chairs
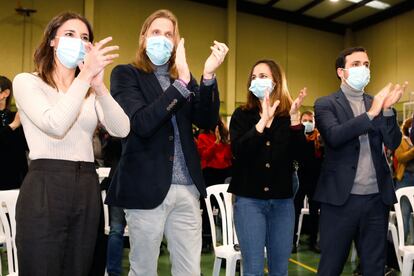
[205,184,414,276]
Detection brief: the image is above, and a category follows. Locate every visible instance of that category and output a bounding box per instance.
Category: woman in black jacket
[229,59,306,276]
[0,75,28,190]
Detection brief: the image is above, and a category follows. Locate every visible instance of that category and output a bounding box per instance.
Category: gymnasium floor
[119,241,359,275]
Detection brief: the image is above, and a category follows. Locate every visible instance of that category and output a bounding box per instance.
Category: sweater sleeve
[13,73,90,138]
[95,93,130,138]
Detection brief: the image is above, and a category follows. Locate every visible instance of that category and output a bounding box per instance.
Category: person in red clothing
[197,117,232,186]
[197,117,232,252]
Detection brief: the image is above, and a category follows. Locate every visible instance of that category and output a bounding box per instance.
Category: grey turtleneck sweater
[154,64,215,185]
[341,83,379,195]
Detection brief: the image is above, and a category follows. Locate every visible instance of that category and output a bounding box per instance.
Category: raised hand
[78,36,119,93]
[256,91,280,133]
[9,112,21,130]
[383,81,408,110]
[175,38,190,84]
[290,87,307,115]
[367,83,393,118]
[203,41,229,79]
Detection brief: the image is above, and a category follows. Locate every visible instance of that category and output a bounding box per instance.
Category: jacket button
[169,156,174,161]
[265,163,271,168]
[351,166,356,170]
[169,135,174,141]
[266,141,271,146]
[264,187,270,192]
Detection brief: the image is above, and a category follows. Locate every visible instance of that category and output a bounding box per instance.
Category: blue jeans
[234,196,295,276]
[396,171,414,241]
[106,206,126,276]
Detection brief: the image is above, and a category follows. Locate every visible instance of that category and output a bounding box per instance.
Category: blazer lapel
[363,93,373,111]
[335,89,354,120]
[144,73,164,98]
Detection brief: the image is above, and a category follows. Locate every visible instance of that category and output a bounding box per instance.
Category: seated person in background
[197,117,232,186]
[197,117,232,252]
[394,117,414,240]
[0,75,28,190]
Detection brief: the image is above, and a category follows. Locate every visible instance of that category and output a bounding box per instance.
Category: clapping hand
[175,38,191,84]
[368,82,408,117]
[290,87,307,115]
[79,36,119,95]
[203,41,229,79]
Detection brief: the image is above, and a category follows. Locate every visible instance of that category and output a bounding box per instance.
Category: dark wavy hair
[34,12,94,89]
[0,76,12,109]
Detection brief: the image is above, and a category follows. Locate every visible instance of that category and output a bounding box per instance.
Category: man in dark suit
[314,47,406,275]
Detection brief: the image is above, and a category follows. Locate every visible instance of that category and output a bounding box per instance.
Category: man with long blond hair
[106,9,228,276]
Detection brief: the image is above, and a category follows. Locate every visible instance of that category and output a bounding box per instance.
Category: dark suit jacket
[314,89,401,206]
[106,64,219,209]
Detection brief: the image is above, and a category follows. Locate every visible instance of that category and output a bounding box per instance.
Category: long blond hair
[133,9,180,78]
[243,59,292,117]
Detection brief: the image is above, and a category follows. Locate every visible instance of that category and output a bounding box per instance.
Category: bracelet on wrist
[177,78,188,87]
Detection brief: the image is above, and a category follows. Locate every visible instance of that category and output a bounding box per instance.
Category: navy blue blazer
[314,89,401,206]
[106,64,219,209]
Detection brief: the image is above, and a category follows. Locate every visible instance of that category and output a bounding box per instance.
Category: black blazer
[106,64,219,209]
[228,107,306,199]
[314,89,401,206]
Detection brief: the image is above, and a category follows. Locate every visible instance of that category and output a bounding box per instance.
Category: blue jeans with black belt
[234,196,295,276]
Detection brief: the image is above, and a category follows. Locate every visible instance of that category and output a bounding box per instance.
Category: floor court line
[289,258,318,274]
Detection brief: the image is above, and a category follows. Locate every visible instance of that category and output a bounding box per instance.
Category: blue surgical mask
[146,36,174,66]
[56,36,86,69]
[345,66,370,91]
[302,121,315,133]
[249,78,274,100]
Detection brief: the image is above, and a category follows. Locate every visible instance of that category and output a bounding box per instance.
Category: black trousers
[318,194,389,276]
[16,159,102,276]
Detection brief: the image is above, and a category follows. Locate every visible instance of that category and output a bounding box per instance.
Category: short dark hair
[0,75,12,109]
[335,47,366,79]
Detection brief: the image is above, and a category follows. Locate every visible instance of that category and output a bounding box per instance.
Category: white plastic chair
[205,184,241,276]
[0,189,20,276]
[296,195,310,247]
[394,187,414,275]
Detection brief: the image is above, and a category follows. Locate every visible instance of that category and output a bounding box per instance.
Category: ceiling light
[330,0,340,2]
[366,1,391,10]
[346,0,391,10]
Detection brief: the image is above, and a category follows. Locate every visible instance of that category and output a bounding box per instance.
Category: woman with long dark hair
[13,12,129,275]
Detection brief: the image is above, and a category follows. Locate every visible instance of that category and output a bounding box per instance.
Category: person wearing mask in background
[197,117,232,252]
[292,110,323,253]
[394,117,414,240]
[13,12,130,275]
[229,59,307,275]
[106,9,228,276]
[314,47,406,275]
[0,75,28,190]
